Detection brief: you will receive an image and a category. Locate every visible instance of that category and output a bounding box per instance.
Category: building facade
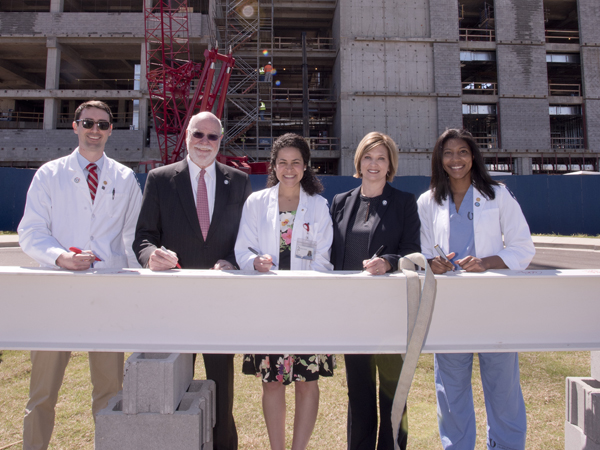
[0,0,597,175]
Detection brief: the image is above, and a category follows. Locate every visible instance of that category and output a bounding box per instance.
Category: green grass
[0,351,591,449]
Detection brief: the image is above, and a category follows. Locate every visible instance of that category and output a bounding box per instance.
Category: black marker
[369,245,385,261]
[112,188,115,200]
[248,247,277,268]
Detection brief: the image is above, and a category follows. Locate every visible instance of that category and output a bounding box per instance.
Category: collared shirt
[187,155,216,220]
[76,148,105,179]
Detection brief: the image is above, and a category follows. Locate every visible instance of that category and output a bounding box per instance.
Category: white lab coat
[235,184,333,271]
[18,148,143,269]
[417,184,534,270]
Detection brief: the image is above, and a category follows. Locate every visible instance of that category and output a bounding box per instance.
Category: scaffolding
[213,0,274,161]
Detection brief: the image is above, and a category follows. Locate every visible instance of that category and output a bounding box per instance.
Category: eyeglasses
[76,119,111,131]
[190,131,220,141]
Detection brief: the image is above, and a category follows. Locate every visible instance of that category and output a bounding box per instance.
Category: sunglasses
[76,119,111,131]
[191,131,220,141]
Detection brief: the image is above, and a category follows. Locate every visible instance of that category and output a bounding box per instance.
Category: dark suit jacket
[134,159,252,269]
[330,183,421,272]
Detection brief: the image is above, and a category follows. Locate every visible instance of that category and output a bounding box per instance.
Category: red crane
[144,0,235,165]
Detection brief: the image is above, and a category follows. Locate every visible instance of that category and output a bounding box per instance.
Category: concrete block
[96,389,213,450]
[187,380,217,441]
[123,352,193,415]
[592,352,600,381]
[565,421,600,450]
[566,377,600,443]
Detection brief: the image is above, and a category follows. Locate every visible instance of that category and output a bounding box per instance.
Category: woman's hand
[456,255,507,272]
[428,252,456,274]
[253,254,274,272]
[363,257,391,275]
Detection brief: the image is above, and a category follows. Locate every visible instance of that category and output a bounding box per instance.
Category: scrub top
[449,184,476,261]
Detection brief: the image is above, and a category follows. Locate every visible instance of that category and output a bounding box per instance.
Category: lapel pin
[102,186,106,190]
[224,179,229,185]
[74,177,80,183]
[476,197,480,201]
[475,202,480,207]
[382,200,388,206]
[103,181,108,185]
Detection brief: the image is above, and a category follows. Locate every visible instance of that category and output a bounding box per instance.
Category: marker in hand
[248,247,277,268]
[161,246,182,269]
[434,244,456,270]
[69,247,102,262]
[369,245,385,261]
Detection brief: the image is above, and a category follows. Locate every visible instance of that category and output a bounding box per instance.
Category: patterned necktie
[87,163,98,203]
[196,169,210,240]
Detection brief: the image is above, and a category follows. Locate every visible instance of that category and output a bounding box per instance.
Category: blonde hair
[353,132,399,182]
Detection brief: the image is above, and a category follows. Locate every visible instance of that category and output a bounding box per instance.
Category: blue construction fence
[1,167,599,236]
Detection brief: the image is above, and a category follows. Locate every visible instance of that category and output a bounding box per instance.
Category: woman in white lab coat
[234,133,334,450]
[417,128,534,450]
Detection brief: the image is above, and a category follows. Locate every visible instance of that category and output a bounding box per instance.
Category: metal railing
[551,137,585,149]
[459,28,495,42]
[272,88,333,100]
[472,136,498,148]
[548,83,581,96]
[545,29,579,44]
[306,137,339,151]
[273,36,334,50]
[462,82,498,95]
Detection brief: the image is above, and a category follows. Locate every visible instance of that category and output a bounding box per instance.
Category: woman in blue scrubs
[417,129,535,450]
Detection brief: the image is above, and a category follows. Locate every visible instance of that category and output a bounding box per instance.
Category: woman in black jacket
[330,131,421,450]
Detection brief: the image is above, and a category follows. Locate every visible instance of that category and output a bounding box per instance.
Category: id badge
[295,238,317,261]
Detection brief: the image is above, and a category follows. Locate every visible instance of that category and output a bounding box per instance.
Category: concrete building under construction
[0,0,598,175]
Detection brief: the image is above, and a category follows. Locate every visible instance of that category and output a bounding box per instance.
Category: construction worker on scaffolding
[264,61,273,82]
[259,101,266,120]
[259,66,265,81]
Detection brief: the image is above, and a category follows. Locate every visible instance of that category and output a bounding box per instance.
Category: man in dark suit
[134,111,251,450]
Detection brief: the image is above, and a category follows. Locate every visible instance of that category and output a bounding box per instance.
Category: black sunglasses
[191,131,220,141]
[76,119,111,131]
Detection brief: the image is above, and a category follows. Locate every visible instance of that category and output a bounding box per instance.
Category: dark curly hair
[267,133,324,196]
[430,128,499,205]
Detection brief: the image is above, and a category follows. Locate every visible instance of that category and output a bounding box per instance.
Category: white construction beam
[1,267,599,354]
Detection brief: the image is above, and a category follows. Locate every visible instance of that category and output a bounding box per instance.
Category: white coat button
[91,214,96,220]
[90,236,94,241]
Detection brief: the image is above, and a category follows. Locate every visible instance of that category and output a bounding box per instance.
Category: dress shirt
[77,150,105,178]
[187,155,216,220]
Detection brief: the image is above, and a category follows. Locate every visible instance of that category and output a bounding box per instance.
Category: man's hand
[56,250,95,271]
[212,259,236,270]
[148,248,179,271]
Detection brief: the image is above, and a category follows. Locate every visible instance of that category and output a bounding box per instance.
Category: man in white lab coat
[18,100,142,450]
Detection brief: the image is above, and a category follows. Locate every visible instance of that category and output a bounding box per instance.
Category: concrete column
[495,0,550,152]
[50,0,64,12]
[43,37,61,130]
[514,157,533,175]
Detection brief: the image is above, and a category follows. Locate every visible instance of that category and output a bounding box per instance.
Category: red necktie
[196,169,210,240]
[87,163,98,203]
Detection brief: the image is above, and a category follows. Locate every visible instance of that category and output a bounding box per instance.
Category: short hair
[187,111,223,134]
[353,132,399,182]
[267,133,324,196]
[430,128,499,205]
[74,100,114,123]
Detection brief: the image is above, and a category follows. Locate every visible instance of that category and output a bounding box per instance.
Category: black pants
[194,353,238,450]
[345,354,408,450]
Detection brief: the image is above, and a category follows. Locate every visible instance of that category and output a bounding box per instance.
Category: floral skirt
[242,354,336,385]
